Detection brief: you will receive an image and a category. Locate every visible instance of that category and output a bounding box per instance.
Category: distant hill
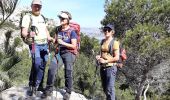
[81,27,104,41]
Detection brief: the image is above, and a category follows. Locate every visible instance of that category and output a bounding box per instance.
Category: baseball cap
[104,24,115,30]
[32,0,42,5]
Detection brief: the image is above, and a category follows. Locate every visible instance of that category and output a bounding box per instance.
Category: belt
[35,39,47,44]
[100,63,117,68]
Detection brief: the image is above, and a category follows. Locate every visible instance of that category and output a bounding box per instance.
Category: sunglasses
[59,17,66,21]
[103,28,112,32]
[32,4,42,8]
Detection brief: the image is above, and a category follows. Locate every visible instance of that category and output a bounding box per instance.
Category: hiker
[96,23,120,100]
[42,11,77,99]
[21,0,54,96]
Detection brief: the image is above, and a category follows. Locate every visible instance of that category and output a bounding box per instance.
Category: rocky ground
[0,86,87,100]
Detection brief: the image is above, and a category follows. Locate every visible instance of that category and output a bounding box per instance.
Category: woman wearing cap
[42,11,77,99]
[96,24,119,100]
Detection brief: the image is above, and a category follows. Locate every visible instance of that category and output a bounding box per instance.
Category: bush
[0,71,13,91]
[7,50,31,86]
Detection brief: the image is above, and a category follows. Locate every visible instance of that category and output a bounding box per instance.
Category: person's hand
[29,31,36,37]
[98,58,107,64]
[96,55,101,60]
[48,37,55,43]
[57,39,64,45]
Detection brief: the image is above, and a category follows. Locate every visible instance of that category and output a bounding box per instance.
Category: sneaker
[63,92,71,100]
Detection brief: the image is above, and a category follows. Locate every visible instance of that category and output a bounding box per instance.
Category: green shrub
[7,50,31,86]
[0,71,13,91]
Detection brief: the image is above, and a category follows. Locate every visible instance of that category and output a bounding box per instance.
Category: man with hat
[21,0,54,96]
[96,23,120,100]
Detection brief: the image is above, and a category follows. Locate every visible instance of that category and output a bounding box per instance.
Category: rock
[0,80,4,91]
[0,86,88,100]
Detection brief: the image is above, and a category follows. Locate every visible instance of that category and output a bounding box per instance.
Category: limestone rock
[0,86,88,100]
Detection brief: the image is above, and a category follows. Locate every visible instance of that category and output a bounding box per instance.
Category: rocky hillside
[0,86,87,100]
[8,7,58,28]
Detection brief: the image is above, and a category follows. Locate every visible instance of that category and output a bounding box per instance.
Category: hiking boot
[63,92,71,100]
[41,88,53,98]
[27,86,33,96]
[37,86,45,92]
[41,90,53,98]
[31,86,38,96]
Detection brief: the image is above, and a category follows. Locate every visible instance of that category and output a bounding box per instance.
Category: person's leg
[29,63,35,86]
[105,66,117,100]
[100,68,107,95]
[61,52,75,100]
[33,44,42,89]
[41,54,59,98]
[35,44,48,88]
[61,52,75,94]
[37,61,46,91]
[27,45,37,96]
[38,44,49,91]
[46,55,58,90]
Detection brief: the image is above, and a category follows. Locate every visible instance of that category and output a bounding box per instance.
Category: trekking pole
[48,41,53,63]
[31,26,36,62]
[30,26,37,88]
[90,50,100,99]
[91,60,100,99]
[55,42,61,92]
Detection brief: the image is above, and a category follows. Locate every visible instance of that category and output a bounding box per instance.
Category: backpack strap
[108,38,115,55]
[41,14,46,23]
[100,38,114,56]
[100,39,105,56]
[28,13,33,32]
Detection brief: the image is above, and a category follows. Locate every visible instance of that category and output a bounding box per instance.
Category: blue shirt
[57,29,77,51]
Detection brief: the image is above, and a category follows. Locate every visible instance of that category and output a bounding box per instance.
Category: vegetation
[0,0,170,100]
[102,0,170,99]
[0,0,19,27]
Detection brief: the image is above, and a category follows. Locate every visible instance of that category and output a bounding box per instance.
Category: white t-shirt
[21,14,47,44]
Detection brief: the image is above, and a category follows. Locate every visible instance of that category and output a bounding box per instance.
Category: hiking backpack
[19,11,46,45]
[101,38,127,67]
[69,22,81,50]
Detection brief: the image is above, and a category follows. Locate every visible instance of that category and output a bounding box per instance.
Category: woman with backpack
[42,11,77,100]
[96,23,120,100]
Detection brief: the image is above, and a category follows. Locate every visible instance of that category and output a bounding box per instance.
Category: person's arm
[21,15,31,37]
[45,28,55,42]
[21,27,30,37]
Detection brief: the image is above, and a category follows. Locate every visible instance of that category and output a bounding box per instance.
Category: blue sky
[17,0,106,28]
